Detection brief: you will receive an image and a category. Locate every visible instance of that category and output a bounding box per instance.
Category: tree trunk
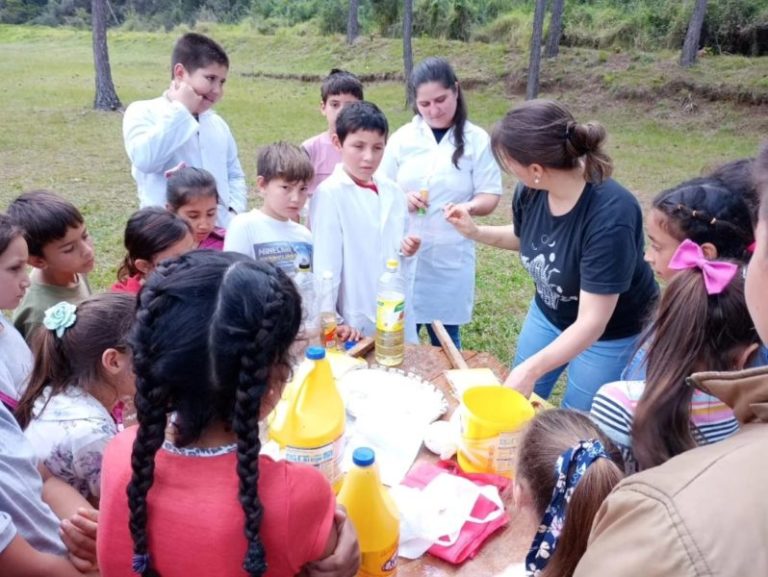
[403,0,414,108]
[346,0,359,45]
[545,0,565,58]
[92,0,121,110]
[680,0,709,67]
[526,0,547,100]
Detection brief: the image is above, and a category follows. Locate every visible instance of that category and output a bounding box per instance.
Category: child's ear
[735,342,760,370]
[701,242,719,260]
[101,348,122,375]
[28,255,47,269]
[172,63,187,80]
[512,478,533,510]
[331,133,342,151]
[133,258,153,276]
[256,175,268,195]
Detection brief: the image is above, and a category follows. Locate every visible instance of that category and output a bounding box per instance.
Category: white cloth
[0,316,33,404]
[24,386,117,501]
[123,95,247,228]
[224,209,313,275]
[311,164,409,337]
[379,116,502,324]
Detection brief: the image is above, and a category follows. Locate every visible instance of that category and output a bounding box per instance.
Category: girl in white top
[15,293,136,505]
[380,57,502,348]
[0,214,33,410]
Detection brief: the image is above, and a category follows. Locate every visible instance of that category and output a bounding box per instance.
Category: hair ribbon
[526,440,608,576]
[668,239,738,295]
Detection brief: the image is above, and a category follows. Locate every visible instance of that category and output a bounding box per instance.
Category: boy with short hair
[224,142,314,274]
[8,191,93,341]
[311,101,420,337]
[303,69,364,199]
[123,32,246,228]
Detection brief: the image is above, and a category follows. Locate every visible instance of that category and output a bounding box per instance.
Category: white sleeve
[471,130,503,196]
[69,418,116,500]
[223,214,255,258]
[225,127,248,214]
[0,511,16,554]
[123,99,198,174]
[311,189,344,312]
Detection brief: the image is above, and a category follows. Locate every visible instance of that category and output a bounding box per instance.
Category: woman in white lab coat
[380,57,502,348]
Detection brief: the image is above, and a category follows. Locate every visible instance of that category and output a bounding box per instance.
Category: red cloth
[110,274,143,295]
[98,427,336,577]
[401,460,510,564]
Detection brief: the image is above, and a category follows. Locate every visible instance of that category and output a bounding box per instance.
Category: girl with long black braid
[97,250,358,577]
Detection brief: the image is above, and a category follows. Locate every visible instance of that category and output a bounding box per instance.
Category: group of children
[1,28,767,577]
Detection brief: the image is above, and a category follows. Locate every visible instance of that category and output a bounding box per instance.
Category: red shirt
[98,427,335,577]
[110,274,143,295]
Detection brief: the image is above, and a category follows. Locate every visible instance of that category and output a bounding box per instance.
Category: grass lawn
[1,24,766,404]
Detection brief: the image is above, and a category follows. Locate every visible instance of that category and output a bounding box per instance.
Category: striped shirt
[590,380,740,473]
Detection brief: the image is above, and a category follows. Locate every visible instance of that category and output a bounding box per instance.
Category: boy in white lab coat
[122,32,247,229]
[311,101,421,337]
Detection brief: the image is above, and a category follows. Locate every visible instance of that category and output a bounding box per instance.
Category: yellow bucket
[457,386,535,478]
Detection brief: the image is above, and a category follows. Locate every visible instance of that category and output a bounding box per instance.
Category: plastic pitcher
[269,346,345,491]
[457,386,535,478]
[337,448,399,577]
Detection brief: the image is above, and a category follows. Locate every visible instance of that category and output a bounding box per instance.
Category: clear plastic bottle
[318,270,338,350]
[375,259,405,367]
[269,346,346,491]
[294,262,319,346]
[337,447,399,577]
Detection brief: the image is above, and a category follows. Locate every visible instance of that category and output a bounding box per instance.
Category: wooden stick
[431,320,469,370]
[346,336,375,358]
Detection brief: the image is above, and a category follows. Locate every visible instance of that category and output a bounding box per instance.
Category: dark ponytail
[491,99,612,184]
[126,251,301,577]
[410,57,467,169]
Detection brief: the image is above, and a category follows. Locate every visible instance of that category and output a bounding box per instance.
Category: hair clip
[692,209,698,217]
[564,122,574,142]
[42,301,77,338]
[710,217,717,225]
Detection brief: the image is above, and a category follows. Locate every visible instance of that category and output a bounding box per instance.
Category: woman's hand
[305,506,360,577]
[401,234,422,257]
[406,191,429,213]
[444,202,479,239]
[336,325,362,343]
[503,362,538,399]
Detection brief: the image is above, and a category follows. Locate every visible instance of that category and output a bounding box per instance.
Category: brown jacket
[574,367,768,577]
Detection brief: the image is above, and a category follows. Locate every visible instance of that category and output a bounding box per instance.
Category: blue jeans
[514,301,639,411]
[418,323,462,350]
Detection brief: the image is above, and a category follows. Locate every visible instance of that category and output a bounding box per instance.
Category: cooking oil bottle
[337,447,399,576]
[375,259,405,366]
[268,346,345,491]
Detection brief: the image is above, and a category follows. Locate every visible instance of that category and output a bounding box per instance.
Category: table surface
[363,344,537,577]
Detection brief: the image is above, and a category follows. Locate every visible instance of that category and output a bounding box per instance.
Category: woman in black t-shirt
[445,99,658,411]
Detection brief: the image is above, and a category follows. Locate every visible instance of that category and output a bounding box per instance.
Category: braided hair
[652,177,754,263]
[126,250,302,577]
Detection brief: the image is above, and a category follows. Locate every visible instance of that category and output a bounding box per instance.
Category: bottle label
[284,436,345,487]
[376,297,405,332]
[359,543,398,577]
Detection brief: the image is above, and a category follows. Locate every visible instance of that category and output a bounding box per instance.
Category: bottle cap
[344,340,356,351]
[352,447,375,467]
[297,261,311,271]
[305,346,326,360]
[386,259,399,270]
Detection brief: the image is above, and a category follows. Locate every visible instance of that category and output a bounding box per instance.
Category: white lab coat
[379,116,502,325]
[311,164,410,338]
[122,95,247,228]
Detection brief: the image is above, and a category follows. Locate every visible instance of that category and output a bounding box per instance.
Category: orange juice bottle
[337,447,399,576]
[269,346,345,491]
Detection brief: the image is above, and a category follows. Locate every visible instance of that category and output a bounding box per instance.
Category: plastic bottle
[337,447,399,577]
[409,188,429,239]
[294,262,320,346]
[268,346,345,491]
[375,259,405,367]
[318,270,338,350]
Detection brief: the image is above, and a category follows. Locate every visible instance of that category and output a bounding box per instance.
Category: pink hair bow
[668,239,738,295]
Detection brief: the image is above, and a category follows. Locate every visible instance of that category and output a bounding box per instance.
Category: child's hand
[337,325,362,343]
[164,161,187,179]
[305,506,360,577]
[60,507,99,572]
[444,202,479,239]
[401,234,421,257]
[167,79,204,114]
[406,190,429,213]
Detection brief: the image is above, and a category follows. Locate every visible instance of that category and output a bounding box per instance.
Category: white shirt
[24,386,117,501]
[379,116,502,324]
[311,164,409,337]
[224,209,313,275]
[123,95,247,228]
[0,316,33,405]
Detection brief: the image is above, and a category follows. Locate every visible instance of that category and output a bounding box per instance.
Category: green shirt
[12,275,91,342]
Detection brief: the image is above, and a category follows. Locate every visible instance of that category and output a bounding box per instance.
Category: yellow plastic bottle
[269,346,345,491]
[337,447,399,577]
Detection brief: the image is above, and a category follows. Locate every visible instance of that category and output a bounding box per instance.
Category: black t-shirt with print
[512,179,658,340]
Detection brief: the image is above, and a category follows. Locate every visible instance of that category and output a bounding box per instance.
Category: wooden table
[363,344,537,577]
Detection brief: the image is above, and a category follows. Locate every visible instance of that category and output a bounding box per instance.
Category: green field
[1,24,766,400]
